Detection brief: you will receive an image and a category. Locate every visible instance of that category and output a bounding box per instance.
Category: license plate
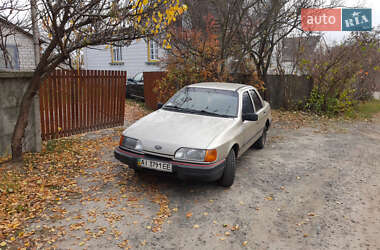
[137,159,172,172]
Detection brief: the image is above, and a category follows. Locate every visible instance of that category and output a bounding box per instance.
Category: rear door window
[250,89,263,111]
[242,92,255,114]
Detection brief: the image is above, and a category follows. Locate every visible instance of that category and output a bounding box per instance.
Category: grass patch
[45,139,75,153]
[345,100,380,119]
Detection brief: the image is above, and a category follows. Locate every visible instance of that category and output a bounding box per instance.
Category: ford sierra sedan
[115,82,272,187]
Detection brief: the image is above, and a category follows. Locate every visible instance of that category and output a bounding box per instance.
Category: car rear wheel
[254,127,267,149]
[218,150,236,187]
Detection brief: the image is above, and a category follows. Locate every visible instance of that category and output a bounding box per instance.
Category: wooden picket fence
[39,70,126,140]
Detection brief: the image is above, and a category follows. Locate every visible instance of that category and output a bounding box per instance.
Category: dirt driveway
[25,114,380,250]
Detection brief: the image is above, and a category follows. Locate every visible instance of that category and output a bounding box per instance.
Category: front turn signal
[204,149,217,162]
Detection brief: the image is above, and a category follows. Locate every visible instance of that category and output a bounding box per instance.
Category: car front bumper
[114,146,225,182]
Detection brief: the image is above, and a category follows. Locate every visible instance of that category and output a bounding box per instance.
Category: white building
[82,39,165,78]
[268,36,328,75]
[0,18,36,71]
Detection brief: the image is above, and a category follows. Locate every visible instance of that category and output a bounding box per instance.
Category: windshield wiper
[164,106,233,118]
[163,105,185,110]
[163,105,193,113]
[196,110,233,118]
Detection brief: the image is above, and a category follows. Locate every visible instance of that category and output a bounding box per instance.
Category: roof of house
[0,17,33,39]
[282,36,321,62]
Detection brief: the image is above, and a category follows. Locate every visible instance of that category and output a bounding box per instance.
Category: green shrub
[305,87,356,116]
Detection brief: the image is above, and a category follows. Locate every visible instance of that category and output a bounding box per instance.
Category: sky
[324,0,380,44]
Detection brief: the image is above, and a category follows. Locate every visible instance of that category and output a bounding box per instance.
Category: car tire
[218,150,236,187]
[254,127,267,149]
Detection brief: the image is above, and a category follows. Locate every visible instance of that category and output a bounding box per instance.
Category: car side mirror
[157,103,163,109]
[242,113,258,121]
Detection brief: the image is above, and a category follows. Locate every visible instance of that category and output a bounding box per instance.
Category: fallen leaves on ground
[124,100,151,123]
[151,193,171,232]
[0,125,172,248]
[0,137,99,243]
[272,110,330,130]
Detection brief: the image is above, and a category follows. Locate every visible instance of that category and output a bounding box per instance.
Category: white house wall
[83,39,164,78]
[0,27,35,71]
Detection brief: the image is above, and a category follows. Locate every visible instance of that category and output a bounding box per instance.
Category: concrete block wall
[0,72,41,156]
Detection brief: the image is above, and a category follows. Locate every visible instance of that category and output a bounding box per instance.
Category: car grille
[143,151,173,162]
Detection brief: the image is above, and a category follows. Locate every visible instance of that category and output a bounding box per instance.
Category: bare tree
[299,30,380,112]
[273,31,324,76]
[166,0,261,75]
[2,0,186,161]
[166,0,342,87]
[236,0,343,86]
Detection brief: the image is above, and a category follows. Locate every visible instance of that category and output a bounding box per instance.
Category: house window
[0,45,20,70]
[111,45,123,62]
[148,40,159,61]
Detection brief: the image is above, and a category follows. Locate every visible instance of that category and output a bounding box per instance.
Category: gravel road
[28,116,380,250]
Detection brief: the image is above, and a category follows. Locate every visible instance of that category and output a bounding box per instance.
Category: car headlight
[120,136,144,152]
[175,148,217,162]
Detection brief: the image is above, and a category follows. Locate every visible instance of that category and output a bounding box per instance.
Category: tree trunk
[11,74,41,161]
[10,0,42,161]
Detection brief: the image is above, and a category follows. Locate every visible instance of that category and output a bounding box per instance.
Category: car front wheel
[218,150,236,187]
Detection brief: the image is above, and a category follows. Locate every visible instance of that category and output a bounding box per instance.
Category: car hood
[123,109,234,156]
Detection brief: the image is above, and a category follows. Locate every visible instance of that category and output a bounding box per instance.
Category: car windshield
[134,72,143,82]
[163,87,238,118]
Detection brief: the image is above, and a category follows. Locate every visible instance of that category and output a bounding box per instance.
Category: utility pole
[30,0,40,66]
[30,0,42,152]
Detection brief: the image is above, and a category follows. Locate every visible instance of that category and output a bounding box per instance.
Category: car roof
[189,82,253,92]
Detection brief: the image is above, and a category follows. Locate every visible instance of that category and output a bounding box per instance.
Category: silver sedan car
[115,82,272,187]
